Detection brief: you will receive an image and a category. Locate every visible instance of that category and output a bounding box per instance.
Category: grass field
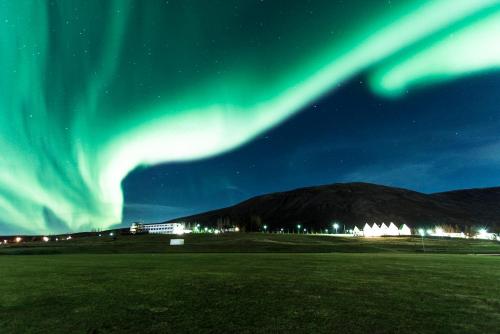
[1,234,499,333]
[1,232,500,255]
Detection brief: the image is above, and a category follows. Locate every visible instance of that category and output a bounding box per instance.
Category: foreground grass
[1,233,499,255]
[1,253,499,333]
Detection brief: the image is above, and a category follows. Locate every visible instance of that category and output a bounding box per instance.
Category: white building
[428,227,466,239]
[380,223,389,235]
[130,222,187,235]
[371,223,382,237]
[399,224,411,236]
[474,229,496,240]
[387,222,399,236]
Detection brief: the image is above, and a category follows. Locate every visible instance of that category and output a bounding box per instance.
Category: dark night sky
[122,72,500,224]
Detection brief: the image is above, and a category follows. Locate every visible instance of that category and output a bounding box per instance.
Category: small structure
[474,229,496,240]
[399,224,411,236]
[387,222,399,236]
[130,222,145,234]
[170,239,184,246]
[363,223,372,237]
[371,223,382,237]
[353,226,363,237]
[380,223,389,235]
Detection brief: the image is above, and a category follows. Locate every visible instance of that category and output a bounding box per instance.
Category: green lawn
[1,234,499,333]
[1,253,499,333]
[1,233,499,255]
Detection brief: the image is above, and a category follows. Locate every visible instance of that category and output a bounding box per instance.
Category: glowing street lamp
[333,223,339,234]
[297,224,301,234]
[263,225,268,232]
[418,229,426,252]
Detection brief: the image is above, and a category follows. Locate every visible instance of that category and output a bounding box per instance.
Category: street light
[333,223,339,234]
[263,225,268,233]
[418,229,426,252]
[297,224,301,234]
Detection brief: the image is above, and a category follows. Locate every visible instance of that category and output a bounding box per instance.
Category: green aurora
[1,0,500,233]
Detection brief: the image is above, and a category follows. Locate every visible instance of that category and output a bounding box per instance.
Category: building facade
[130,222,186,235]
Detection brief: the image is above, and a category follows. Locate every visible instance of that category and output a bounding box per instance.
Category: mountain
[166,182,500,232]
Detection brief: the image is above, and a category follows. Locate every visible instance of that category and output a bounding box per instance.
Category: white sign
[170,239,184,246]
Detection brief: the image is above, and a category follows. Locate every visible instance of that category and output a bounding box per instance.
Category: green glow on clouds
[1,0,500,233]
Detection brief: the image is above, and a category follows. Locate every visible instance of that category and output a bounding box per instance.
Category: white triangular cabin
[380,223,389,235]
[399,224,411,236]
[371,223,381,237]
[363,223,372,237]
[387,222,399,236]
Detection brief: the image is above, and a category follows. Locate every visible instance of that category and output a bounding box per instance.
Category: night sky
[123,72,500,224]
[1,0,500,234]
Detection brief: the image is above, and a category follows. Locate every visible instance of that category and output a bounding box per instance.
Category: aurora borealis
[1,1,500,234]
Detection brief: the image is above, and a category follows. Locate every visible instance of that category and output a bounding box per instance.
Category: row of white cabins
[353,222,412,237]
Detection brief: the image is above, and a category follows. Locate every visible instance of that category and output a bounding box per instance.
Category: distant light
[109,232,113,237]
[98,234,101,237]
[303,228,307,232]
[15,237,22,243]
[263,225,267,230]
[42,236,49,242]
[55,238,59,241]
[418,229,425,236]
[475,228,492,240]
[67,235,72,240]
[333,223,339,229]
[426,229,433,235]
[297,224,301,229]
[435,227,444,235]
[214,230,220,234]
[204,227,208,232]
[235,227,240,232]
[3,239,7,244]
